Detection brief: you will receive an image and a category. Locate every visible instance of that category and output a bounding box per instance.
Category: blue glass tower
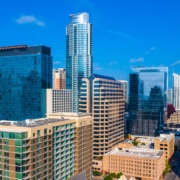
[129,67,168,136]
[0,45,52,121]
[66,12,92,112]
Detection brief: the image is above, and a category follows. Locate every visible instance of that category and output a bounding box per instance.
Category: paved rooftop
[106,147,163,159]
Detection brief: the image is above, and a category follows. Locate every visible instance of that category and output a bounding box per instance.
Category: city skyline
[1,0,180,83]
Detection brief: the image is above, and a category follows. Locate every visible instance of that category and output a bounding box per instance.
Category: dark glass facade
[0,45,52,121]
[129,67,168,136]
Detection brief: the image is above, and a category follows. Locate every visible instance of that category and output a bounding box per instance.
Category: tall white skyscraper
[167,88,172,104]
[118,80,128,103]
[172,73,180,111]
[66,12,92,112]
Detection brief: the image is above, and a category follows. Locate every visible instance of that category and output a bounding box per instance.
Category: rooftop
[106,147,163,159]
[158,133,174,142]
[0,118,69,128]
[0,112,90,129]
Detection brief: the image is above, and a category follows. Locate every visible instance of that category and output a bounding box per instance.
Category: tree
[104,172,123,180]
[116,172,123,178]
[163,160,171,176]
[93,171,100,176]
[132,141,139,146]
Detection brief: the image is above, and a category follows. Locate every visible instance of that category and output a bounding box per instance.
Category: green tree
[116,172,123,178]
[93,171,100,176]
[163,160,171,175]
[132,141,139,146]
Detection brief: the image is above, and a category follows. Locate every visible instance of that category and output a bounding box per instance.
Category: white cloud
[93,63,102,71]
[109,60,118,66]
[129,57,144,63]
[16,15,45,27]
[171,60,180,66]
[145,47,156,54]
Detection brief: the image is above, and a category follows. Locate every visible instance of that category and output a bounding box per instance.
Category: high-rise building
[66,12,93,112]
[0,45,52,121]
[167,88,173,104]
[118,80,128,113]
[129,67,168,136]
[172,73,180,111]
[79,74,124,158]
[53,68,66,89]
[46,89,72,113]
[0,113,92,180]
[118,80,128,104]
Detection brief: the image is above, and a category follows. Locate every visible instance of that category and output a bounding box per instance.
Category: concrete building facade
[46,89,72,113]
[172,73,180,111]
[53,68,66,89]
[103,147,166,180]
[154,133,174,160]
[79,74,124,158]
[0,113,92,180]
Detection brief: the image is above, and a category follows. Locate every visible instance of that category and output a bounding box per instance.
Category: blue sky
[1,0,180,86]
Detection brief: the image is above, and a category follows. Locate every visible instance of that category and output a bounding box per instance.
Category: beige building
[154,133,174,160]
[0,113,92,180]
[167,112,180,126]
[53,68,66,89]
[79,74,124,159]
[46,89,72,113]
[130,133,174,160]
[103,147,166,180]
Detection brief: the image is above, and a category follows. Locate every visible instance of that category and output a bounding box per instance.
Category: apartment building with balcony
[0,113,92,180]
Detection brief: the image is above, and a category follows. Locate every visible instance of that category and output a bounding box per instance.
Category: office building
[103,147,165,180]
[79,74,124,158]
[118,80,128,104]
[0,113,92,180]
[46,89,72,113]
[167,111,180,128]
[0,45,52,121]
[154,133,174,160]
[129,67,168,136]
[172,73,180,111]
[53,68,66,89]
[167,89,172,104]
[66,12,93,112]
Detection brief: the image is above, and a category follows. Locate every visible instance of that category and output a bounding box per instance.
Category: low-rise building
[103,147,166,180]
[130,133,175,160]
[167,112,180,127]
[154,133,174,160]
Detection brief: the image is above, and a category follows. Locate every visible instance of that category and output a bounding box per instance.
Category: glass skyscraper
[129,67,168,136]
[66,12,92,112]
[172,73,180,111]
[0,45,52,121]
